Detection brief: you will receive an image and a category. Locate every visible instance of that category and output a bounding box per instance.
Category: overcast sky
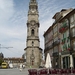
[0,0,75,58]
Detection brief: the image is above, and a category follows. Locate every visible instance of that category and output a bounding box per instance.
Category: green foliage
[0,58,3,66]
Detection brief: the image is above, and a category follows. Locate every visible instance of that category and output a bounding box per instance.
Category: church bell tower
[24,0,42,68]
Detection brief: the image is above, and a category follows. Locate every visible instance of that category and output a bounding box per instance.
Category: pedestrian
[22,64,25,69]
[19,64,22,72]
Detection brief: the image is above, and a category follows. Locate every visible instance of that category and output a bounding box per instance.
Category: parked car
[1,62,9,69]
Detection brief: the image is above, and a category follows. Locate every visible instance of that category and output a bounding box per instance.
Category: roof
[52,12,60,19]
[59,9,75,22]
[43,25,53,37]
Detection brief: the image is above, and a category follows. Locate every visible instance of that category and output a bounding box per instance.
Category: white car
[9,63,13,69]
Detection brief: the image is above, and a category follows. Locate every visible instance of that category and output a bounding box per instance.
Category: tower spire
[28,0,39,23]
[29,0,38,9]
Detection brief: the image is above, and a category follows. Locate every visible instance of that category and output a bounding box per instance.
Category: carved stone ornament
[30,20,36,26]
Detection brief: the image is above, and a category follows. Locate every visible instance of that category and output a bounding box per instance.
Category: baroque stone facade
[24,0,42,68]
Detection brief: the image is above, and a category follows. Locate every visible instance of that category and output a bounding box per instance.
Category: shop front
[61,51,70,69]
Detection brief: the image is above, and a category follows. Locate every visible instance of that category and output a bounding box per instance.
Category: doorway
[63,56,70,69]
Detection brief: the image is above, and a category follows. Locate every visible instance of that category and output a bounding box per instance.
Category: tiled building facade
[44,8,75,69]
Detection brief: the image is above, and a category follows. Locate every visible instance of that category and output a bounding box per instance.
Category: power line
[0,44,23,56]
[0,44,13,49]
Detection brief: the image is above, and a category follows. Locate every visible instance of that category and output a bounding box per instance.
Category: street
[0,68,29,75]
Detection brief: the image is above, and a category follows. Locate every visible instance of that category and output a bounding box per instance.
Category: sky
[0,0,75,58]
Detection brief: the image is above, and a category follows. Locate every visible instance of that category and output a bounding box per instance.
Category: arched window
[31,29,34,35]
[32,41,34,46]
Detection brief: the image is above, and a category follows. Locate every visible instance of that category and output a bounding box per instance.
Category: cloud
[0,0,14,23]
[0,0,27,57]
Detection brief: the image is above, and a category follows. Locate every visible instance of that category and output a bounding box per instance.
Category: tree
[0,52,4,58]
[0,52,4,66]
[0,58,3,66]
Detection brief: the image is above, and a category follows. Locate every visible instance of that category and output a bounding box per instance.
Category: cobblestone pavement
[0,68,29,75]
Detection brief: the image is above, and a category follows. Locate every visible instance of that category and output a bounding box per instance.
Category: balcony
[71,45,75,52]
[59,22,69,33]
[61,38,66,44]
[61,50,70,55]
[49,44,53,49]
[44,44,53,53]
[53,52,59,57]
[44,47,49,52]
[53,40,60,46]
[67,45,71,51]
[63,44,67,51]
[70,32,75,40]
[61,45,74,55]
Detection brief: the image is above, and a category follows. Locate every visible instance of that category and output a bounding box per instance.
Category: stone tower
[24,0,42,68]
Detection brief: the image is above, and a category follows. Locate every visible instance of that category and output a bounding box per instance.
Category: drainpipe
[68,18,73,73]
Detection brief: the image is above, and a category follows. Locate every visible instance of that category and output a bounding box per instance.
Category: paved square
[0,68,29,75]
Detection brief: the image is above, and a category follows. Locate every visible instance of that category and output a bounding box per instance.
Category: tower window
[32,41,34,46]
[31,29,34,35]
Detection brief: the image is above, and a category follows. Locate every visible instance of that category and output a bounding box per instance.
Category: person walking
[19,64,23,71]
